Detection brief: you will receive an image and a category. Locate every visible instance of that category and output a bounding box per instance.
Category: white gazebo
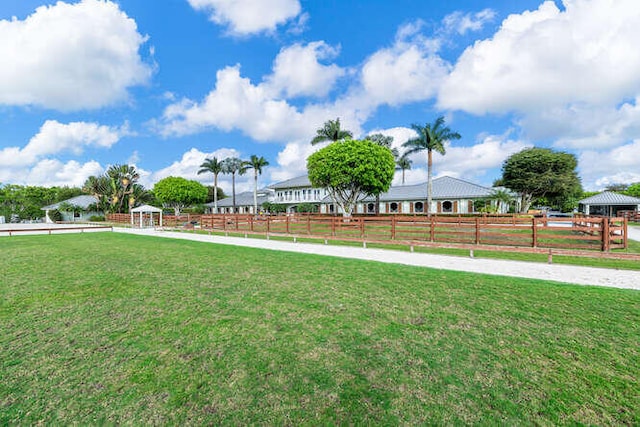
[130,205,163,228]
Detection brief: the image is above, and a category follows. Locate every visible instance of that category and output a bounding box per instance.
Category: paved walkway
[115,228,640,291]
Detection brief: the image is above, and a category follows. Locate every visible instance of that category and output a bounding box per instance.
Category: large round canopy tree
[501,147,582,213]
[307,139,395,218]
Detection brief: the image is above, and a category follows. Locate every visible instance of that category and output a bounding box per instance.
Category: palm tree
[311,118,353,145]
[222,157,243,213]
[240,155,270,214]
[403,117,461,214]
[490,188,515,214]
[396,154,412,185]
[198,157,224,213]
[83,175,111,214]
[106,164,140,213]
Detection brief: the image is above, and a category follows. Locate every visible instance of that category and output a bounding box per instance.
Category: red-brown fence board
[106,213,628,252]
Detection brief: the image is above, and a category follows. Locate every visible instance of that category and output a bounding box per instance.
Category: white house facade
[207,175,501,215]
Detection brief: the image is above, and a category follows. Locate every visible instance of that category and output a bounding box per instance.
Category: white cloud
[579,140,640,190]
[360,21,450,106]
[146,147,246,192]
[187,0,301,35]
[0,120,127,167]
[365,126,418,153]
[438,0,640,115]
[0,0,152,111]
[160,65,307,141]
[395,131,529,184]
[270,140,316,182]
[265,42,345,98]
[519,98,640,150]
[0,159,104,187]
[436,135,530,180]
[443,9,496,35]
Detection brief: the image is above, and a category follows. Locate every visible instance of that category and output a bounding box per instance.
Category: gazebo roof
[579,192,640,205]
[130,204,163,213]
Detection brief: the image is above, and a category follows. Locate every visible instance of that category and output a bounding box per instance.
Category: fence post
[391,216,396,240]
[475,217,480,245]
[250,215,254,232]
[286,215,290,234]
[332,217,336,237]
[532,217,537,248]
[307,215,311,235]
[602,217,610,252]
[360,217,365,238]
[267,215,271,235]
[430,216,435,242]
[624,217,628,250]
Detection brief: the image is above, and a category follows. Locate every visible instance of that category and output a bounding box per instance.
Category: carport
[578,192,640,216]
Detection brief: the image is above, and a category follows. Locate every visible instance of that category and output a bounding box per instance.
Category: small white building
[41,195,100,223]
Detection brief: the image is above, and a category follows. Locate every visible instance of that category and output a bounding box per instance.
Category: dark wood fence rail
[107,213,628,252]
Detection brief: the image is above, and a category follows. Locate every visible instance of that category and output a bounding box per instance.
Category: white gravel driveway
[116,228,640,291]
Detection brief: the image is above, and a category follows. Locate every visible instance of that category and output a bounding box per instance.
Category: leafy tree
[197,157,224,213]
[501,147,582,213]
[153,177,208,216]
[296,203,318,213]
[366,133,399,214]
[262,202,286,214]
[241,155,270,214]
[625,183,640,198]
[311,118,353,145]
[0,184,83,220]
[222,157,243,213]
[403,116,461,214]
[307,139,395,218]
[605,183,628,192]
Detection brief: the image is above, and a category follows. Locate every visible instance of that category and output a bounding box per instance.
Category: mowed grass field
[1,233,639,425]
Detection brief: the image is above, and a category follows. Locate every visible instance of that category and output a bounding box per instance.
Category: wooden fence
[107,213,628,252]
[618,210,640,222]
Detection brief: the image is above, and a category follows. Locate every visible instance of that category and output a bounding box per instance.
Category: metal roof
[41,195,99,211]
[579,191,640,205]
[269,175,312,189]
[366,176,494,201]
[206,191,270,207]
[320,176,495,203]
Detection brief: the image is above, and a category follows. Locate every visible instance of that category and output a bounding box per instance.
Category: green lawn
[1,233,639,425]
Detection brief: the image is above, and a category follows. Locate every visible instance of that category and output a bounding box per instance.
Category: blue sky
[1,0,639,195]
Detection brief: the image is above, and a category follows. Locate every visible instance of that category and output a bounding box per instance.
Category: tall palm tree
[311,118,353,145]
[396,154,412,185]
[198,157,224,213]
[222,157,243,213]
[240,155,270,214]
[403,116,461,214]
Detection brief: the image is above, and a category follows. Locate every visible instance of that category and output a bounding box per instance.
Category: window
[390,202,398,213]
[367,203,376,213]
[414,202,423,213]
[442,201,453,213]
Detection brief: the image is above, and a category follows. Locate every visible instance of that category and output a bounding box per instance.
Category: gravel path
[116,228,640,291]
